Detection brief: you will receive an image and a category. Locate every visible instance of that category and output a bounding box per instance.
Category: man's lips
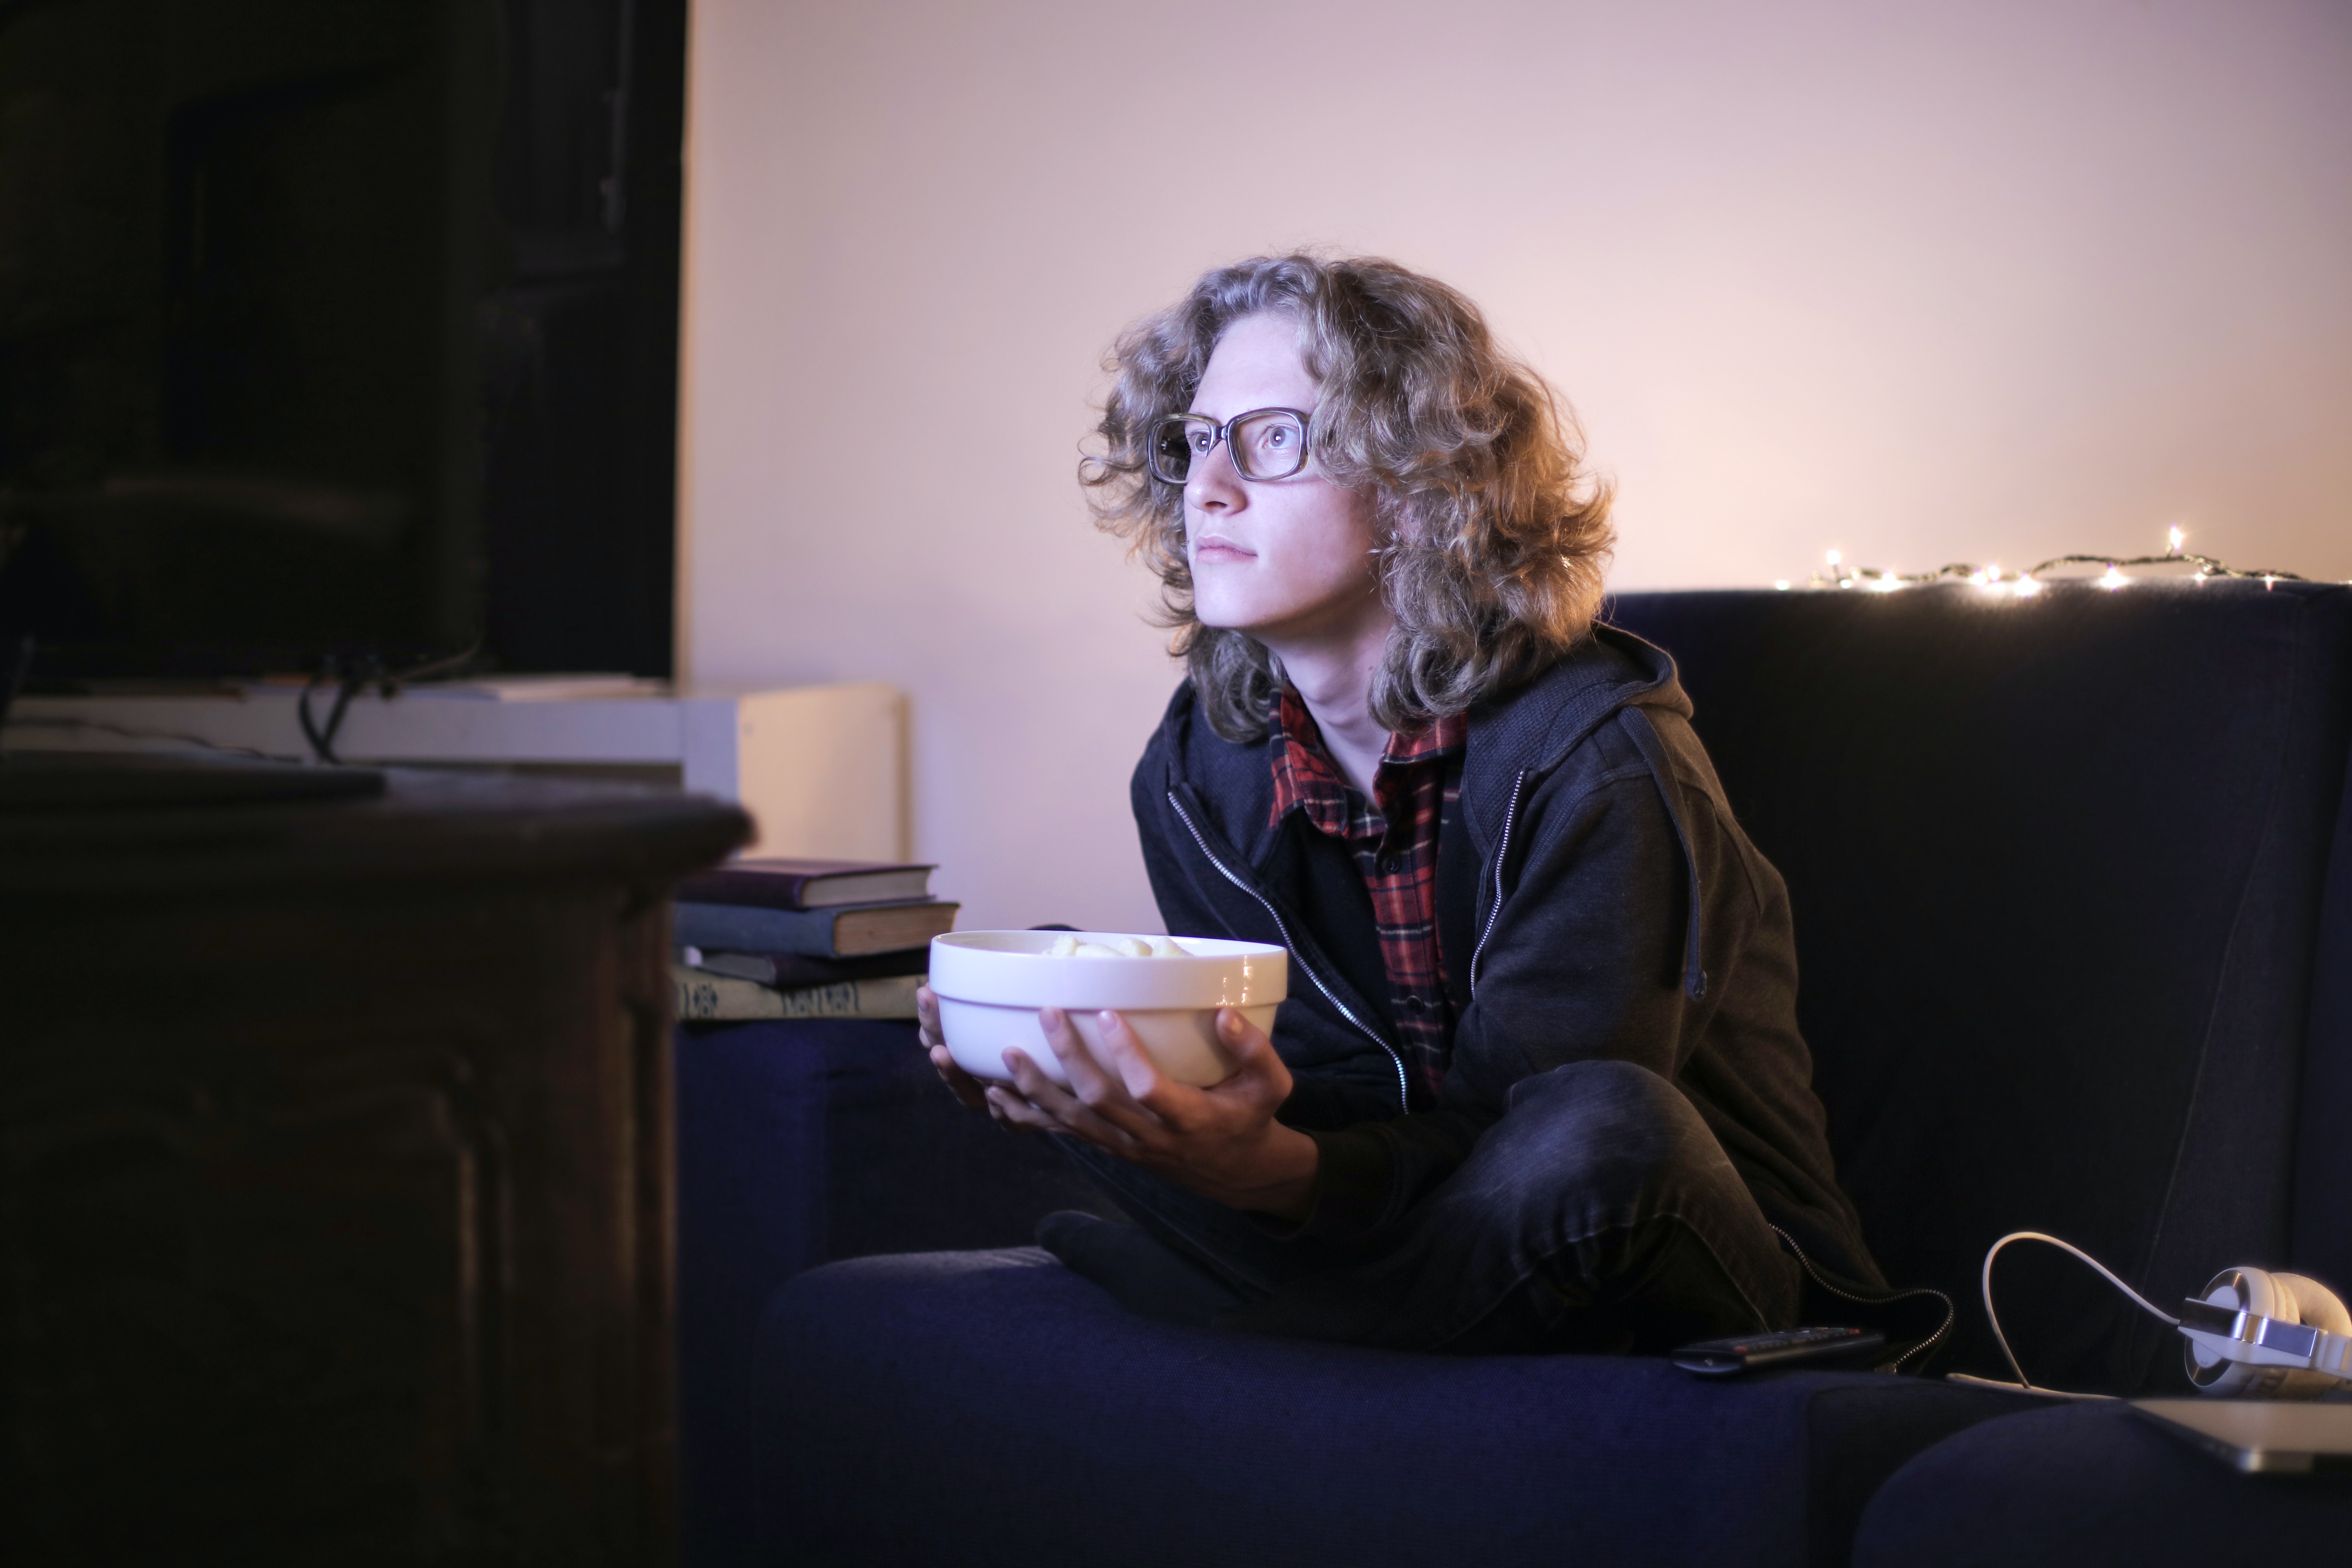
[1193,534,1256,561]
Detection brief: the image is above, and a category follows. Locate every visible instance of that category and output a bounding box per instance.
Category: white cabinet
[5,679,905,861]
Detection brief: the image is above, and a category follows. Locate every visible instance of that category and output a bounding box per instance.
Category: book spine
[671,967,922,1022]
[674,865,936,910]
[770,975,922,1020]
[672,967,782,1021]
[676,948,933,987]
[672,902,839,957]
[675,869,821,909]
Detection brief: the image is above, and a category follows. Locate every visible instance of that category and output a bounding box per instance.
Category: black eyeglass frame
[1146,406,1316,485]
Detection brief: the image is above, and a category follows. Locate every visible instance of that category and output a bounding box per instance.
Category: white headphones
[2179,1266,2352,1400]
[1981,1233,2352,1400]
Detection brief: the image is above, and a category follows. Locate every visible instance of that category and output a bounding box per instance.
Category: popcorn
[1043,935,1189,959]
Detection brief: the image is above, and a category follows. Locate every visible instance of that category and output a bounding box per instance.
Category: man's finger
[1003,1046,1141,1153]
[1003,1046,1103,1124]
[1205,1008,1293,1109]
[1217,1007,1275,1067]
[1094,1009,1180,1112]
[1036,1009,1155,1130]
[983,1086,1053,1133]
[927,1043,989,1110]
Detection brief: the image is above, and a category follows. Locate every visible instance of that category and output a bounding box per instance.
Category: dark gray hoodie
[1129,624,1881,1287]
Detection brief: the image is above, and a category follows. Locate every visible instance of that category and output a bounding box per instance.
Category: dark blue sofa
[678,581,2352,1566]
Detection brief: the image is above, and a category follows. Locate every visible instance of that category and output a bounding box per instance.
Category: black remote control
[1670,1325,1885,1376]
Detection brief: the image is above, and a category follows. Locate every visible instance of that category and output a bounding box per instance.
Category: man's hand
[915,984,1319,1221]
[918,981,1004,1115]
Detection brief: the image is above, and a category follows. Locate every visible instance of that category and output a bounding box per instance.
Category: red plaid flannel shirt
[1268,687,1466,1106]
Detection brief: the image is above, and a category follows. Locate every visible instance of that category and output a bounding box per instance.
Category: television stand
[2,767,749,1559]
[0,750,385,811]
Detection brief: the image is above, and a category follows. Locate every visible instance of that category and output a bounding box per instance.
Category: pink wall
[678,0,2352,933]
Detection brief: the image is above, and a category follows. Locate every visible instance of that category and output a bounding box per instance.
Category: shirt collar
[1269,686,1465,826]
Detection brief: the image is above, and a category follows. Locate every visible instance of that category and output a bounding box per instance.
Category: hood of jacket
[1145,623,1690,868]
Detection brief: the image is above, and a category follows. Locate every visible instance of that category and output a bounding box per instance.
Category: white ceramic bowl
[928,930,1287,1088]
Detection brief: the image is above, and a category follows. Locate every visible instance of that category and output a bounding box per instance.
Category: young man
[915,254,1881,1353]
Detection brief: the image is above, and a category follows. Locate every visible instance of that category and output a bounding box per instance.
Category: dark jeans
[1057,1058,1804,1354]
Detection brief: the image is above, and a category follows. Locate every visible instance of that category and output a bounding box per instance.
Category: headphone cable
[1980,1231,2181,1395]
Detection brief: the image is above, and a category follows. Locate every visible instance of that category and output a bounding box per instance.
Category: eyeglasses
[1146,407,1313,485]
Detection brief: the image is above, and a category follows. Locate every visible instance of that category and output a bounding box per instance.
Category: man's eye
[1246,421,1297,458]
[1189,430,1213,452]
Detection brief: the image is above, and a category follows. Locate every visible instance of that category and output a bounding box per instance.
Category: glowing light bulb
[1870,573,1903,593]
[1774,579,1791,591]
[2168,526,2186,555]
[1966,570,1987,587]
[1826,549,1842,567]
[1986,564,2002,582]
[2013,575,2042,598]
[2265,575,2278,590]
[2098,564,2126,591]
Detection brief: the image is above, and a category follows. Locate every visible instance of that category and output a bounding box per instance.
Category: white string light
[1775,528,2317,598]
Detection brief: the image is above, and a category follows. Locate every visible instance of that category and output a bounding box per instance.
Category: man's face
[1183,313,1384,647]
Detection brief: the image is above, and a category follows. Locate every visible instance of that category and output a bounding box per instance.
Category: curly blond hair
[1082,253,1615,743]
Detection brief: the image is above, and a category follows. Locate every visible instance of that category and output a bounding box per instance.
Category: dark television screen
[0,0,681,681]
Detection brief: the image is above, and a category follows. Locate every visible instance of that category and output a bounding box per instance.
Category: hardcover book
[677,858,936,911]
[677,946,931,988]
[672,899,959,958]
[670,966,922,1022]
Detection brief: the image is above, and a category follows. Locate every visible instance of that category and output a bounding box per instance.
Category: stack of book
[670,859,957,1023]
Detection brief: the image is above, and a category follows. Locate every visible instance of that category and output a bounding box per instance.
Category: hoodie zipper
[1770,1224,1953,1373]
[1467,768,1529,996]
[1166,790,1410,1112]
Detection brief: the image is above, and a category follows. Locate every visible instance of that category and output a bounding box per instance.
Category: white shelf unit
[4,681,907,862]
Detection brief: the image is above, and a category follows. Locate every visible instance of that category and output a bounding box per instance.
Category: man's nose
[1184,437,1245,512]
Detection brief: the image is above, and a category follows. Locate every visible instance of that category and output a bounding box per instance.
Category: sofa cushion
[755,1249,2035,1568]
[1850,1400,2352,1566]
[1610,583,2352,1392]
